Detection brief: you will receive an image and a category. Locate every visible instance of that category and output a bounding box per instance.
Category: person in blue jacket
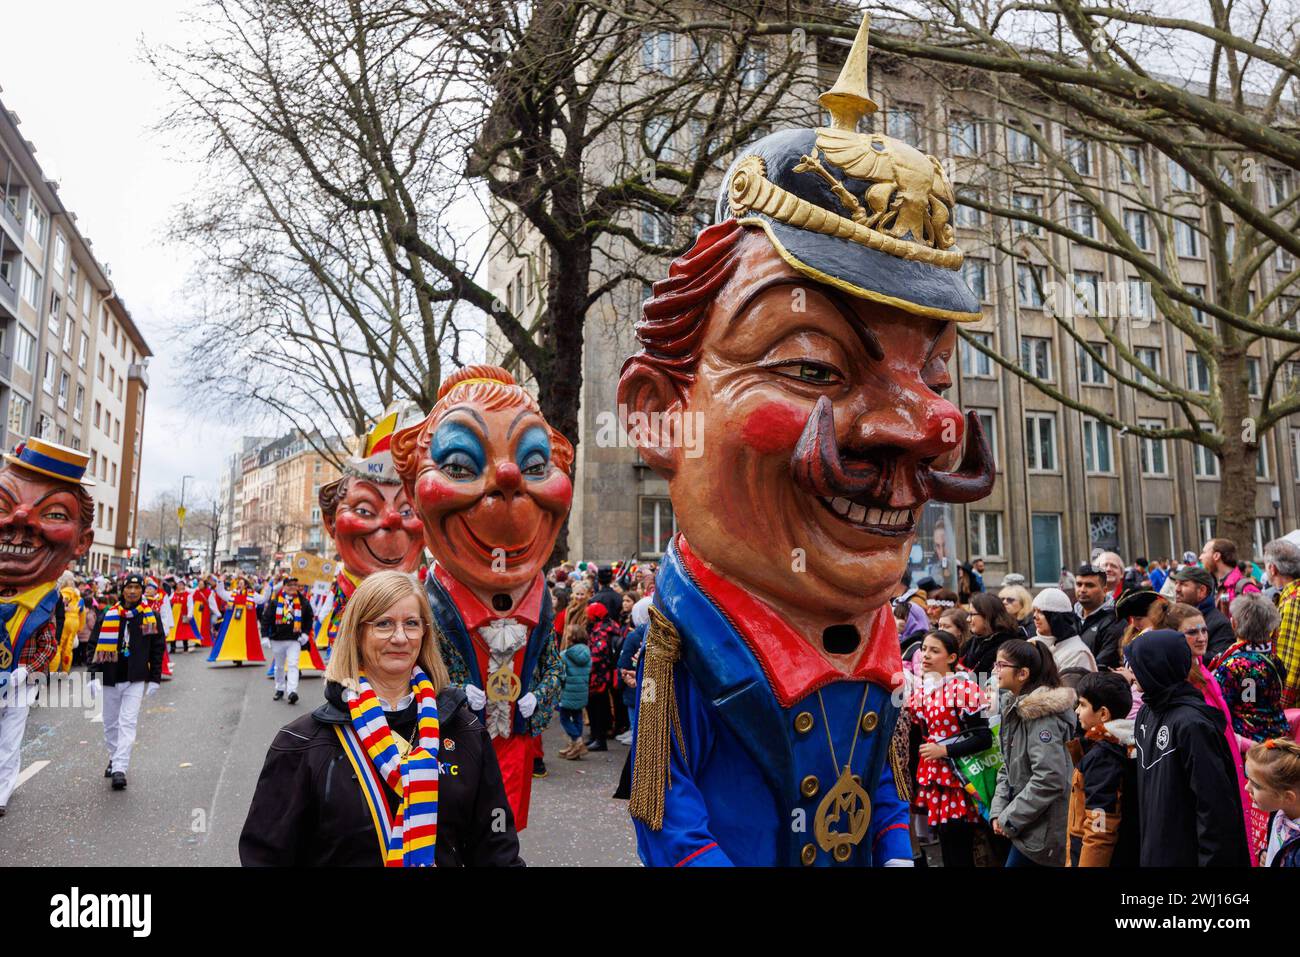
[614,16,994,867]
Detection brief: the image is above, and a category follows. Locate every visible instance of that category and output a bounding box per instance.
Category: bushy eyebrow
[728,277,885,362]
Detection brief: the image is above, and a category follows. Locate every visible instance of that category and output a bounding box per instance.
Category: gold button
[801,843,817,866]
[860,711,879,733]
[833,843,853,863]
[794,711,814,733]
[801,774,819,798]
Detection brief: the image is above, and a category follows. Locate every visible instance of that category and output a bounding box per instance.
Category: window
[1020,336,1053,380]
[1255,518,1279,560]
[954,190,985,228]
[968,511,1003,558]
[1174,218,1201,257]
[961,258,988,301]
[1017,263,1046,308]
[47,292,62,335]
[1124,209,1150,250]
[1186,283,1209,326]
[1078,342,1110,385]
[1072,271,1101,317]
[26,196,48,245]
[1120,144,1146,183]
[94,401,101,429]
[1293,428,1300,477]
[641,31,674,76]
[1168,159,1195,191]
[1186,352,1211,393]
[67,262,78,302]
[639,496,677,557]
[73,385,84,422]
[1146,516,1174,562]
[37,414,51,439]
[1083,418,1114,473]
[948,114,981,156]
[972,409,1000,466]
[739,45,767,90]
[1267,169,1293,207]
[42,353,56,395]
[79,333,89,368]
[62,317,74,354]
[1069,201,1096,239]
[15,326,36,372]
[1126,279,1154,322]
[53,233,68,275]
[1256,439,1270,479]
[1139,419,1168,475]
[1089,513,1122,552]
[1012,194,1043,235]
[97,353,105,381]
[1135,347,1162,386]
[1247,357,1262,398]
[1025,412,1058,471]
[640,210,669,245]
[1193,430,1219,478]
[1065,135,1092,175]
[6,394,30,437]
[20,259,40,306]
[1031,513,1063,586]
[111,462,117,486]
[82,281,91,317]
[1007,124,1039,163]
[887,103,923,148]
[57,372,69,410]
[961,332,995,377]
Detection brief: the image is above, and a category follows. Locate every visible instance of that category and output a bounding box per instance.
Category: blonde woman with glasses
[239,571,521,866]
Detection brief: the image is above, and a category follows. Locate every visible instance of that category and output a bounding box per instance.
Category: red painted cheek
[334,513,377,538]
[741,401,808,454]
[530,473,573,514]
[414,472,464,510]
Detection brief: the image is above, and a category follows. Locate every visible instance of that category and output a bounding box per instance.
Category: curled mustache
[791,397,995,505]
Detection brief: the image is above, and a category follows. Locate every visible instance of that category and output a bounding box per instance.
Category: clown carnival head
[392,365,573,609]
[320,406,427,578]
[617,18,992,638]
[0,438,95,596]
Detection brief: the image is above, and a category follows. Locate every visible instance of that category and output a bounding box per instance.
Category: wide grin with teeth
[0,543,37,555]
[818,496,915,534]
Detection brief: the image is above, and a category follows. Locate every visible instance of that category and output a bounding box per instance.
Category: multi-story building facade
[483,24,1300,587]
[1,97,151,575]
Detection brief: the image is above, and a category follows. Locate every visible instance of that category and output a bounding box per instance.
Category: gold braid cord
[888,704,912,804]
[629,605,686,831]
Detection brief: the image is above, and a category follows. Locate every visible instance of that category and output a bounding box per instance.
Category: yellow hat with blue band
[4,436,95,486]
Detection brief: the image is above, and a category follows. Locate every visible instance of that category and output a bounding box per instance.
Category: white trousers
[0,699,30,807]
[270,640,300,694]
[103,681,146,774]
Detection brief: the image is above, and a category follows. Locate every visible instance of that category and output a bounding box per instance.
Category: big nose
[378,507,403,531]
[493,461,522,495]
[847,393,964,460]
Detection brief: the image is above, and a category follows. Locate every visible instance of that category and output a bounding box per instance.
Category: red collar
[432,564,543,631]
[676,537,902,707]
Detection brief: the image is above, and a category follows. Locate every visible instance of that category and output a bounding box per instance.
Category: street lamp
[178,475,194,574]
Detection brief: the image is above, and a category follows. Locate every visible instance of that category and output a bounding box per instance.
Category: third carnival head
[391,365,574,598]
[616,16,993,624]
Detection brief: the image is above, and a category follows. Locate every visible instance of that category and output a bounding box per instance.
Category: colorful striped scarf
[275,593,303,628]
[341,669,440,867]
[94,603,161,659]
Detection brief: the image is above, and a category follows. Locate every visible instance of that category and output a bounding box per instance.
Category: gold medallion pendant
[486,667,522,703]
[814,766,871,862]
[0,643,11,670]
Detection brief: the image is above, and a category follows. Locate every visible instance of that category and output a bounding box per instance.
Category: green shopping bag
[942,714,1002,821]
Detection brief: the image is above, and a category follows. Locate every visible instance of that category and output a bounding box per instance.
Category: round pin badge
[1038,730,1052,743]
[1156,726,1170,749]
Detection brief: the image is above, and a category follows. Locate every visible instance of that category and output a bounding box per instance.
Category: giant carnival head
[0,438,96,594]
[392,365,574,600]
[617,17,993,623]
[319,406,427,578]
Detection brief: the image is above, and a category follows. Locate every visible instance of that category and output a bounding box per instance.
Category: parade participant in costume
[259,576,316,704]
[144,577,175,680]
[314,407,427,662]
[53,571,81,674]
[208,575,269,665]
[167,579,200,653]
[87,573,166,790]
[392,365,569,831]
[189,576,218,648]
[0,439,94,816]
[617,16,994,866]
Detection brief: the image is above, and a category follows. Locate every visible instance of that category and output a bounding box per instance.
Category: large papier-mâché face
[403,403,572,596]
[327,479,425,578]
[0,467,93,593]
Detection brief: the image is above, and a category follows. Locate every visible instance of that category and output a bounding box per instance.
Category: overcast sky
[4,0,263,507]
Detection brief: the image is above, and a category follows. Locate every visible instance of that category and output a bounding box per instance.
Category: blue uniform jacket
[631,539,911,867]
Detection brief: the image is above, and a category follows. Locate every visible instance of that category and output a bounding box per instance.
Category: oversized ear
[318,477,344,538]
[616,359,687,479]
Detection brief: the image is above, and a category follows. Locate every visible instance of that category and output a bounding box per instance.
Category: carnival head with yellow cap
[0,437,95,594]
[392,365,573,604]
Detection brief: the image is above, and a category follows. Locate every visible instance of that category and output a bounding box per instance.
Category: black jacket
[1200,601,1235,663]
[1077,606,1119,665]
[259,592,315,644]
[87,601,165,686]
[1128,629,1249,867]
[961,629,1016,679]
[239,682,523,867]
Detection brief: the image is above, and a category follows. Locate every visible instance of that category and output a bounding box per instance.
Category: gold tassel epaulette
[888,704,912,804]
[629,604,686,830]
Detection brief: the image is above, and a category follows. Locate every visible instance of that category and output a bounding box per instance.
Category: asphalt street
[0,651,639,867]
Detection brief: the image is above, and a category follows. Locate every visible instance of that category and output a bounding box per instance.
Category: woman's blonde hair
[324,570,450,692]
[1246,738,1300,793]
[999,585,1033,616]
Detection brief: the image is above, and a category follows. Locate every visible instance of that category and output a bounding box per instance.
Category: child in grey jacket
[990,638,1077,866]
